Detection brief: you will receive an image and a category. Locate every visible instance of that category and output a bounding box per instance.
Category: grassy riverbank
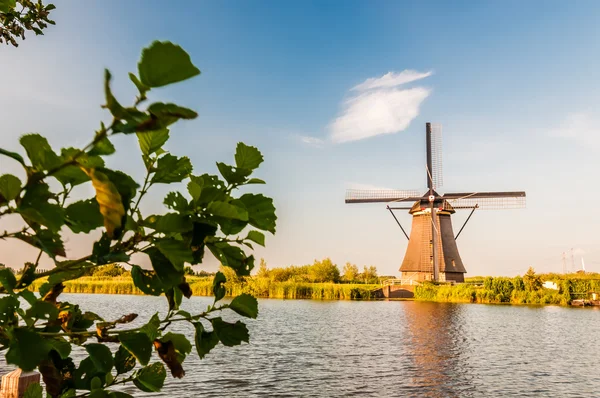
[414,273,600,305]
[30,276,381,300]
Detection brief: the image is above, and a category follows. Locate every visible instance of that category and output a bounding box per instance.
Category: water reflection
[398,301,473,396]
[1,295,600,397]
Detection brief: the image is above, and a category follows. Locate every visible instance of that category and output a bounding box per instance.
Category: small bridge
[375,279,419,299]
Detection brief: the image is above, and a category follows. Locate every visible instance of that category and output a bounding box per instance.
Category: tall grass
[414,274,600,306]
[30,276,381,300]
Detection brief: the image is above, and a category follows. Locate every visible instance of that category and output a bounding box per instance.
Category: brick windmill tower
[345,123,526,283]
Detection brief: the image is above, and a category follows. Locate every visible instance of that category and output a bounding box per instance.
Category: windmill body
[345,123,526,284]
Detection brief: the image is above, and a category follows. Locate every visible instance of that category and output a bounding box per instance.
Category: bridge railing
[381,279,420,286]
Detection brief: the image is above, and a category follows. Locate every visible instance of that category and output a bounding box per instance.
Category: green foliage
[523,267,543,292]
[342,262,359,282]
[0,42,276,397]
[308,258,340,283]
[0,0,55,47]
[415,269,600,306]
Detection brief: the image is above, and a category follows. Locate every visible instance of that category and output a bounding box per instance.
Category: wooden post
[0,369,41,398]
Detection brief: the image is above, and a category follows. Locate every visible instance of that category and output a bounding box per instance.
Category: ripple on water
[1,295,599,397]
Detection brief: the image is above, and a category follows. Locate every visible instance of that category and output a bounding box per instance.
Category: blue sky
[1,0,599,276]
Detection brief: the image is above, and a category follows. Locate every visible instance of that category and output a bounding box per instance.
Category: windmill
[345,123,526,283]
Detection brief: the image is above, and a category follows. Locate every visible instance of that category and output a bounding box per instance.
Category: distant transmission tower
[570,248,575,272]
[562,252,567,274]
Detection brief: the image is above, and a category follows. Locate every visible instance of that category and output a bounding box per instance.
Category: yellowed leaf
[83,168,125,237]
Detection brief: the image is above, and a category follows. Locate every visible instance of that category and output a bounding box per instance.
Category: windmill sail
[345,189,421,204]
[430,123,443,189]
[443,191,526,209]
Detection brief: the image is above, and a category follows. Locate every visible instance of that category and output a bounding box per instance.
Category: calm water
[2,294,600,397]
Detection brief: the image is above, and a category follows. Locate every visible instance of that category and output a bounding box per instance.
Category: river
[2,294,599,397]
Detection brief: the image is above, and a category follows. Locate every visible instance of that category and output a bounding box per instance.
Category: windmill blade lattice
[345,189,421,204]
[444,191,526,210]
[430,123,443,189]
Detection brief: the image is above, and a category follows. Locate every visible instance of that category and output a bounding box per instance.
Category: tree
[523,267,543,291]
[92,263,126,277]
[256,258,269,278]
[183,266,195,276]
[0,0,55,47]
[0,41,276,397]
[309,258,340,283]
[361,265,378,284]
[342,262,359,282]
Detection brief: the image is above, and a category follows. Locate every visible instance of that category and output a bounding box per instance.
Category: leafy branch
[0,40,276,398]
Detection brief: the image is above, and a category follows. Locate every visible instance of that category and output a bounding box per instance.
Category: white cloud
[549,112,600,149]
[351,70,432,91]
[329,70,432,144]
[298,135,325,148]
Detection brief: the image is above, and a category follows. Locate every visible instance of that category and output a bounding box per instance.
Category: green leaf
[18,204,65,233]
[146,248,184,288]
[187,174,228,206]
[20,134,60,171]
[23,383,43,398]
[194,323,218,359]
[98,168,139,217]
[114,345,136,375]
[85,168,125,238]
[25,300,59,320]
[104,69,129,120]
[147,103,198,128]
[18,182,65,232]
[18,289,37,305]
[54,148,104,186]
[49,337,71,359]
[212,272,226,302]
[86,344,114,373]
[211,318,249,347]
[207,201,248,221]
[119,332,152,366]
[129,72,149,96]
[140,313,161,341]
[151,154,192,184]
[235,142,263,171]
[137,129,169,156]
[165,286,182,311]
[0,0,16,13]
[138,41,200,88]
[47,265,89,286]
[133,362,166,393]
[181,221,218,264]
[0,268,17,293]
[0,295,19,323]
[161,332,192,361]
[155,239,194,271]
[88,135,116,156]
[0,174,21,201]
[15,229,66,258]
[247,178,266,184]
[216,162,250,185]
[131,266,164,296]
[0,147,26,166]
[65,199,104,233]
[208,242,254,276]
[163,191,189,212]
[246,230,265,247]
[229,293,259,319]
[239,193,277,234]
[145,213,193,233]
[6,328,52,371]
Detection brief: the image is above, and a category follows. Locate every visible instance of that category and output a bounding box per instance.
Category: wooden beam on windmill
[345,122,526,284]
